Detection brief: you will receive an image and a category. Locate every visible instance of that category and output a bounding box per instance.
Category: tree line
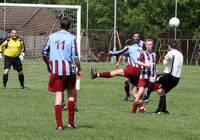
[4,0,200,39]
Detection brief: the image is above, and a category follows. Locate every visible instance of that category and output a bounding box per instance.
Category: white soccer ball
[169,17,180,28]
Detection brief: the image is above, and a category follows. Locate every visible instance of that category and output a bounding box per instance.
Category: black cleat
[152,109,161,115]
[123,96,129,102]
[20,86,25,89]
[89,66,97,79]
[162,110,169,114]
[75,106,79,112]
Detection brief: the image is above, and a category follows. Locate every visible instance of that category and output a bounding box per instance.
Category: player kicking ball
[42,16,81,130]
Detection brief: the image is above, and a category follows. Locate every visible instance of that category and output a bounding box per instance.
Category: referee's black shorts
[156,73,180,93]
[4,55,23,72]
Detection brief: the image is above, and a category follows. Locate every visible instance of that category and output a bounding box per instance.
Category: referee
[0,29,26,89]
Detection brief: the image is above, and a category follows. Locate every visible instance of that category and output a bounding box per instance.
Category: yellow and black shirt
[0,37,25,58]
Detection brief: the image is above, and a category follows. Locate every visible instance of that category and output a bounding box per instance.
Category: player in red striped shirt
[42,16,81,130]
[132,39,157,113]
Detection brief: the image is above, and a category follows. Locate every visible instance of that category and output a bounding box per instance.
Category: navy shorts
[4,55,23,72]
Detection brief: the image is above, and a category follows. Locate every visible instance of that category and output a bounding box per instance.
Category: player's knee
[68,97,75,101]
[4,69,10,75]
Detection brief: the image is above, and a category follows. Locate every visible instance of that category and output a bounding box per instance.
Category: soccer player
[90,38,145,97]
[132,39,156,113]
[0,29,26,89]
[42,16,81,130]
[153,40,183,114]
[115,32,145,102]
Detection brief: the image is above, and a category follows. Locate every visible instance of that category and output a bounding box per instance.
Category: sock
[18,74,24,87]
[98,72,111,78]
[156,95,166,112]
[3,74,8,87]
[124,81,130,97]
[138,103,145,112]
[161,96,167,111]
[55,105,63,128]
[132,102,138,113]
[68,100,75,125]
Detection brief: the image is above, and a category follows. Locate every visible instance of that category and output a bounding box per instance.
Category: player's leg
[132,79,147,113]
[13,58,25,89]
[48,74,64,130]
[61,92,66,110]
[123,78,130,102]
[17,71,25,89]
[143,81,154,103]
[73,90,78,112]
[55,91,64,129]
[124,78,130,102]
[66,75,77,128]
[154,89,166,114]
[90,66,125,79]
[3,69,10,88]
[135,87,145,113]
[131,86,138,113]
[3,56,12,88]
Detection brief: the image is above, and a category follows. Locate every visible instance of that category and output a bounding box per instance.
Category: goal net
[0,3,81,91]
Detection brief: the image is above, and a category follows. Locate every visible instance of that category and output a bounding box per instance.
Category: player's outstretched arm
[109,47,129,56]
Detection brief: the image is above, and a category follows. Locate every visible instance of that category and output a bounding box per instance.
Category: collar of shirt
[59,30,69,34]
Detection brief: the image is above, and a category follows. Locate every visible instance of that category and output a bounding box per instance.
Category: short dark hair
[131,31,140,37]
[60,16,71,30]
[169,40,178,48]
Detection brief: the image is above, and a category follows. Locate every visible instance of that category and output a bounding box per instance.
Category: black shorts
[4,55,23,72]
[156,73,180,93]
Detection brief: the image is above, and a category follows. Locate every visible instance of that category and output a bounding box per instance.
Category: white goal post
[0,3,81,90]
[0,3,81,58]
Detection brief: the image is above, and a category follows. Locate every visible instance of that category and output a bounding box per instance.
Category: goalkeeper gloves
[0,53,2,59]
[19,52,25,62]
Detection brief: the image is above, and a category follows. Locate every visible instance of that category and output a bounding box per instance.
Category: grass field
[0,61,200,140]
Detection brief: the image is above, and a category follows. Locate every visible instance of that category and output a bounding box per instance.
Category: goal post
[0,3,81,58]
[0,3,81,90]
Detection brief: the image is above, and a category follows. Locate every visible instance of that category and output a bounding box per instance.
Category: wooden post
[186,39,189,65]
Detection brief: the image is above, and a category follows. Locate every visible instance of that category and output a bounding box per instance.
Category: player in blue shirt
[42,16,81,130]
[90,43,143,87]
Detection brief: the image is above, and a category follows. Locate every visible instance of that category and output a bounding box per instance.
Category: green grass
[0,61,200,140]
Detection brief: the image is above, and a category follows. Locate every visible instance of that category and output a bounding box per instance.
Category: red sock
[124,82,130,97]
[55,105,63,128]
[138,103,145,113]
[99,72,111,78]
[68,100,75,125]
[132,102,138,113]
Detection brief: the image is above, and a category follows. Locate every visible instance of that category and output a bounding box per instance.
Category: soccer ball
[169,17,180,28]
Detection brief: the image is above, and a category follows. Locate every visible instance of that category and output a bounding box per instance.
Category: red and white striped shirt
[139,51,156,79]
[42,30,78,76]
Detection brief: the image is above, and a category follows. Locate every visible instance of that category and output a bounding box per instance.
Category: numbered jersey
[42,30,78,76]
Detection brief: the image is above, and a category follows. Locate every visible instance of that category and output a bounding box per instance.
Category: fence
[19,34,200,65]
